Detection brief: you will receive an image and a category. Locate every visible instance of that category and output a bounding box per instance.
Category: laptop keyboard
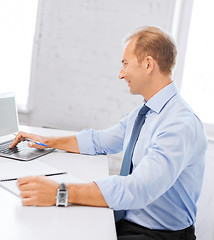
[0,140,29,155]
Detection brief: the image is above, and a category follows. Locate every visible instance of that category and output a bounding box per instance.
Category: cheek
[125,66,129,75]
[126,66,135,77]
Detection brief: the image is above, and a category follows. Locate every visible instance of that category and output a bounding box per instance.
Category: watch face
[57,189,68,206]
[60,192,67,202]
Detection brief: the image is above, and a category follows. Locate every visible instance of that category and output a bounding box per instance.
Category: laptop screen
[0,93,18,137]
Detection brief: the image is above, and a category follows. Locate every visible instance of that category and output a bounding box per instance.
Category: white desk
[0,126,117,240]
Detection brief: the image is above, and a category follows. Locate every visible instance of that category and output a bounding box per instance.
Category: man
[10,26,207,240]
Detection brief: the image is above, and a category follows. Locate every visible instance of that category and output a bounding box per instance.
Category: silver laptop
[0,92,54,161]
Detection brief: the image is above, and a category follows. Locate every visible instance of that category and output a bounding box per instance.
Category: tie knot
[138,105,150,116]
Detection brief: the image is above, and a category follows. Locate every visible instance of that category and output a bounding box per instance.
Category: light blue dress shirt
[76,82,207,230]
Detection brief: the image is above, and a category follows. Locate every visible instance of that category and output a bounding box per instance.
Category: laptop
[0,92,54,161]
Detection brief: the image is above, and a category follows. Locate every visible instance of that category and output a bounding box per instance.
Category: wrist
[45,137,56,149]
[67,184,75,204]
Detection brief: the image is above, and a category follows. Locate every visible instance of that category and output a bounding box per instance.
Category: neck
[142,74,172,102]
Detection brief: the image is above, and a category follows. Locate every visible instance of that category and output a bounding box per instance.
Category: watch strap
[59,183,66,191]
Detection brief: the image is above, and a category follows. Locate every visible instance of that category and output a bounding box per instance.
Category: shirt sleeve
[76,115,128,155]
[95,118,207,210]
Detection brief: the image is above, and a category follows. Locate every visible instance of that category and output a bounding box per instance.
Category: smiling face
[119,38,148,96]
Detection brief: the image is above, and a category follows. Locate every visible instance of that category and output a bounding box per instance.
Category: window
[181,0,214,126]
[0,1,38,109]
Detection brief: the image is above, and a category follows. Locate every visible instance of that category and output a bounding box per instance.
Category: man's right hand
[9,131,48,149]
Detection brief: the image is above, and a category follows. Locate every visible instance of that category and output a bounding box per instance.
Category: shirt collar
[145,81,178,114]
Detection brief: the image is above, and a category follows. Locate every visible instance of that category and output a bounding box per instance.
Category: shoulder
[158,94,207,151]
[162,94,200,123]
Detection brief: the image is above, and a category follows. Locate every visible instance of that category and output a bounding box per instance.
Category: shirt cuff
[76,129,97,155]
[95,175,129,210]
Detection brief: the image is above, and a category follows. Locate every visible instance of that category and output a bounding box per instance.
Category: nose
[119,67,125,79]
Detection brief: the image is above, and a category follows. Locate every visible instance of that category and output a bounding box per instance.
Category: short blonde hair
[124,26,177,75]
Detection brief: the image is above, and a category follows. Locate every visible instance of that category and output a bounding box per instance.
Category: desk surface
[0,126,117,240]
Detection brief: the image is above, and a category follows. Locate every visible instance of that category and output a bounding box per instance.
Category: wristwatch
[56,183,68,207]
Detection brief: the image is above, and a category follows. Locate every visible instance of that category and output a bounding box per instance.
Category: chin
[130,89,140,96]
[129,88,136,95]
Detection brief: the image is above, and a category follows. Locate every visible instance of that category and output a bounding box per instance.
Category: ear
[145,56,155,73]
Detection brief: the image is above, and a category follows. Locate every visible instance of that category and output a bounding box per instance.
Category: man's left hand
[17,176,59,206]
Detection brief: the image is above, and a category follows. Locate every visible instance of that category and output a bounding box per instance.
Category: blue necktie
[114,104,150,222]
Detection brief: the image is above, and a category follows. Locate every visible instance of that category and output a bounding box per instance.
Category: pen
[0,172,68,182]
[24,137,48,147]
[13,134,48,147]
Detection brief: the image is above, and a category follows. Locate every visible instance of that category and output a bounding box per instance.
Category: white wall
[19,0,176,131]
[196,140,214,239]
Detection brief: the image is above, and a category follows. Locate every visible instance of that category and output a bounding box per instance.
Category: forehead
[122,38,137,60]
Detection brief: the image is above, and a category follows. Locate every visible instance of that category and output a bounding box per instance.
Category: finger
[9,134,22,149]
[20,190,35,198]
[9,131,29,148]
[18,181,37,191]
[17,176,38,186]
[22,197,36,206]
[17,175,47,188]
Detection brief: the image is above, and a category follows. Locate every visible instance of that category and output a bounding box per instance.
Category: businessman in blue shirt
[10,26,207,240]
